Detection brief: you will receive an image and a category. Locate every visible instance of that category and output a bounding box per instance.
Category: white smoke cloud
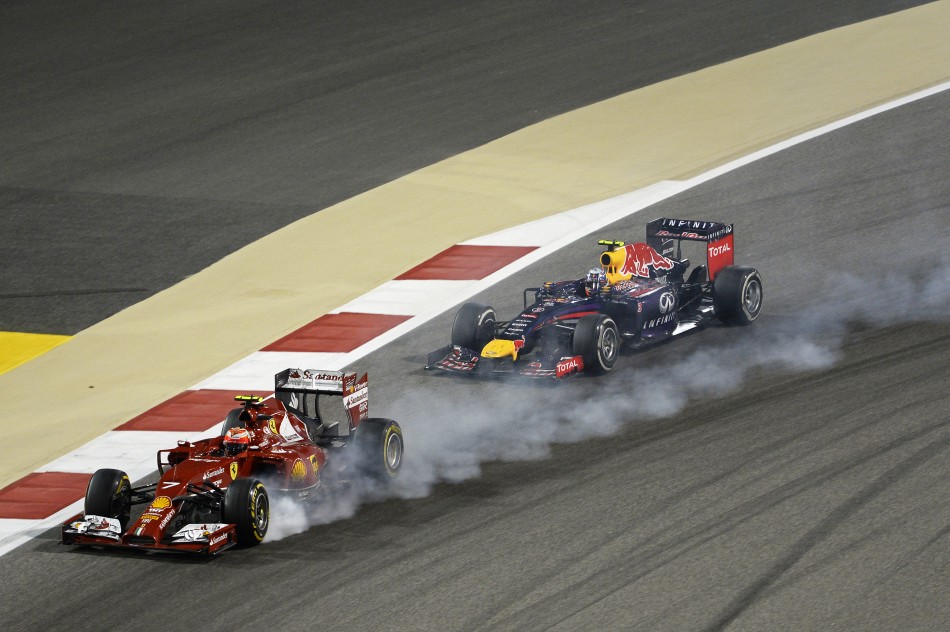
[265,264,950,542]
[266,488,367,542]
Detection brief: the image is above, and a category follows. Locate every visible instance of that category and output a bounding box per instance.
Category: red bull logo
[619,243,675,278]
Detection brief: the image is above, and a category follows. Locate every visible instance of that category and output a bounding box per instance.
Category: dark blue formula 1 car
[426,217,763,379]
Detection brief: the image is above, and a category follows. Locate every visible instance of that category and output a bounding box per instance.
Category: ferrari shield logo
[229,462,238,480]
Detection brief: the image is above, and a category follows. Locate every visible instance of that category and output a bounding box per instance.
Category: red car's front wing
[61,513,238,556]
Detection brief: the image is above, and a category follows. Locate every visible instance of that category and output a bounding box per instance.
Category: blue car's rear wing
[645,217,735,280]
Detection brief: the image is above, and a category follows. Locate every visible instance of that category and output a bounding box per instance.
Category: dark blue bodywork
[426,217,758,379]
[427,274,698,379]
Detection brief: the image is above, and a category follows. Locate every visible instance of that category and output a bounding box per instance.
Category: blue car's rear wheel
[713,266,763,324]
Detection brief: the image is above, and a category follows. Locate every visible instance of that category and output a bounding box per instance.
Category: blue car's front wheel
[451,302,496,350]
[573,314,620,374]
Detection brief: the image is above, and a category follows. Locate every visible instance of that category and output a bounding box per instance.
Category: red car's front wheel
[85,468,132,530]
[222,478,269,546]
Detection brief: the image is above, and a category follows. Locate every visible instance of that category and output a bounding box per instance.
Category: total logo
[555,356,584,378]
[708,242,732,257]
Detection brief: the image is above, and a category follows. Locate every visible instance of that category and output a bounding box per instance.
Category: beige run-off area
[2,2,949,488]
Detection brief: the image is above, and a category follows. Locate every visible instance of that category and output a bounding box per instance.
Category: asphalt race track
[0,0,933,334]
[2,2,949,632]
[4,80,949,632]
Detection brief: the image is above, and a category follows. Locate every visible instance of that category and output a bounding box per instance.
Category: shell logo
[290,459,306,481]
[150,496,172,509]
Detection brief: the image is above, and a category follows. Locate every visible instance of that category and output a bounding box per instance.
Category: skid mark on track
[701,427,950,632]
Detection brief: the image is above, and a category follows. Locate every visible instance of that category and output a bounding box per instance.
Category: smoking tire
[713,266,764,324]
[573,314,620,374]
[84,468,132,530]
[356,418,404,479]
[451,302,496,350]
[222,478,269,546]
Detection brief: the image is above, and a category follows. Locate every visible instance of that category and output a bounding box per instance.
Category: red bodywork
[62,370,369,555]
[705,233,735,280]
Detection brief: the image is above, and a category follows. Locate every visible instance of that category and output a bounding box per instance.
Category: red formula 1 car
[62,368,404,555]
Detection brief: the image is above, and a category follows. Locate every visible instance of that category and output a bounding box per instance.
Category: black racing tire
[355,418,404,479]
[572,314,620,374]
[713,266,764,324]
[84,468,132,529]
[451,302,496,350]
[220,407,245,436]
[222,478,269,547]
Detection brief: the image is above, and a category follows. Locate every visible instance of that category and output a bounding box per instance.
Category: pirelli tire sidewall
[356,418,404,479]
[85,468,132,529]
[573,314,620,374]
[223,478,269,547]
[713,266,764,325]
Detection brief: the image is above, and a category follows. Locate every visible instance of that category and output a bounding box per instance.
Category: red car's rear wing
[276,368,351,394]
[645,217,735,280]
[274,368,369,431]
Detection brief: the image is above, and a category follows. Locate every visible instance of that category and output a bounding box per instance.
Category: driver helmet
[584,267,607,296]
[223,427,250,455]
